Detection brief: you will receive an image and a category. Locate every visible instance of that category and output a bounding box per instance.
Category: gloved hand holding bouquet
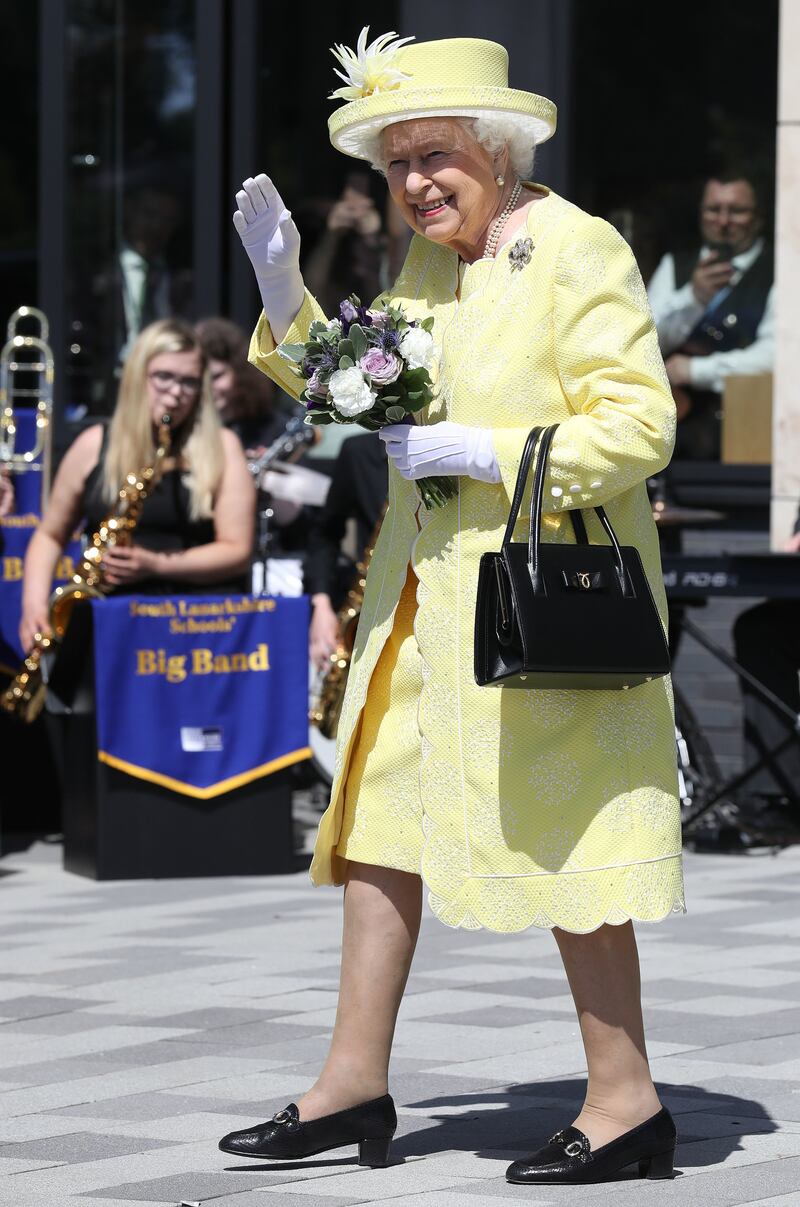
[278,295,456,509]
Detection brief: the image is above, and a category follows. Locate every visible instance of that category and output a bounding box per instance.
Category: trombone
[0,306,54,508]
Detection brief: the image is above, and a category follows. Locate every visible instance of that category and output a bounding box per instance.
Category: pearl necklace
[483,179,522,259]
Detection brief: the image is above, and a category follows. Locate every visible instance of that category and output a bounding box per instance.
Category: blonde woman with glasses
[20,318,254,650]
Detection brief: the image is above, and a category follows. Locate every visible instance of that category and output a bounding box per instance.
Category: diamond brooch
[509,237,534,271]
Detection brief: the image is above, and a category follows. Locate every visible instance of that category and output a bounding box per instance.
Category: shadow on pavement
[392,1079,775,1174]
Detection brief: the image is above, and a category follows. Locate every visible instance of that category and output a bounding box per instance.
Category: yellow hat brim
[328,85,556,160]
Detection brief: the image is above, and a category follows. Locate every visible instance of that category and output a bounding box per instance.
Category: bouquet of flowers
[278,295,456,509]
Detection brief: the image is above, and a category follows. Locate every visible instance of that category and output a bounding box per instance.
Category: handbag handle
[502,426,588,548]
[501,424,630,595]
[501,426,543,546]
[528,424,630,596]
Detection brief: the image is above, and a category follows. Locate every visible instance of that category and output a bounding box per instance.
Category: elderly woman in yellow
[220,32,683,1186]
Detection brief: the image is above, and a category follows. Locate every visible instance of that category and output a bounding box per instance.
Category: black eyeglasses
[148,369,202,394]
[701,205,756,218]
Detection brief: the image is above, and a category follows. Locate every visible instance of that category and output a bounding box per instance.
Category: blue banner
[0,411,83,672]
[93,594,311,798]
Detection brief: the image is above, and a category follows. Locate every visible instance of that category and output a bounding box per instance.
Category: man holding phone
[647,170,774,458]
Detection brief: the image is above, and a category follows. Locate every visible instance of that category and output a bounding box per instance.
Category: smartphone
[707,241,734,264]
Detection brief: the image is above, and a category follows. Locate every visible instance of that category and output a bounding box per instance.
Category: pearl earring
[496,174,505,186]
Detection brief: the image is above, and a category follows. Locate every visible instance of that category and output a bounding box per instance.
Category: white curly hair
[365,113,536,181]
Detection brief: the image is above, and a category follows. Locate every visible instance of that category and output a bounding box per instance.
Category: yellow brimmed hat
[327,30,557,160]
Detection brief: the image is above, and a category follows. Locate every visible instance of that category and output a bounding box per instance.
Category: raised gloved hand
[233,174,305,343]
[379,421,501,484]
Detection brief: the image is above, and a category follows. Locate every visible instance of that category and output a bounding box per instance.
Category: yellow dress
[251,184,685,934]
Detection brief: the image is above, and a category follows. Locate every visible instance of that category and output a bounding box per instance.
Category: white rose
[328,366,376,418]
[399,326,435,372]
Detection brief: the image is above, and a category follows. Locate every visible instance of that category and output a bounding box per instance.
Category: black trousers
[732,600,800,805]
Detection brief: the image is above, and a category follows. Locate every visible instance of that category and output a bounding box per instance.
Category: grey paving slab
[129,1007,279,1030]
[167,1019,329,1047]
[1,840,800,1206]
[0,1012,149,1036]
[0,1132,176,1163]
[0,995,105,1021]
[207,1195,363,1207]
[48,1092,249,1122]
[82,1170,292,1199]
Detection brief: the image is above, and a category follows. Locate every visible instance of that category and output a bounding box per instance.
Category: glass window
[573,0,778,467]
[65,0,197,416]
[0,5,39,328]
[255,6,402,458]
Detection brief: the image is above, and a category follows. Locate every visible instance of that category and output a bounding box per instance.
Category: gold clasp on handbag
[563,569,603,591]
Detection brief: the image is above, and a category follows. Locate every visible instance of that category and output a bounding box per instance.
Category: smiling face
[145,348,204,432]
[383,117,507,258]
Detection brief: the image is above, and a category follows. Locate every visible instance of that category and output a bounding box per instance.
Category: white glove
[379,422,501,484]
[233,174,305,344]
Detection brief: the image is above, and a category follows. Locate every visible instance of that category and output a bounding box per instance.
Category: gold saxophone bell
[2,415,173,722]
[310,508,386,741]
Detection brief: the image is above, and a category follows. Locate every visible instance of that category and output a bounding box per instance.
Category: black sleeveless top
[81,428,247,595]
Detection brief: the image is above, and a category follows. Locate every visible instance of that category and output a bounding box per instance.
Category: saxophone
[2,416,172,723]
[309,509,385,741]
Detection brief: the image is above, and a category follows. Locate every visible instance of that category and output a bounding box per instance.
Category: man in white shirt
[647,171,774,458]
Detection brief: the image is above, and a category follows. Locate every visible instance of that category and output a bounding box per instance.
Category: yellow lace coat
[251,186,685,933]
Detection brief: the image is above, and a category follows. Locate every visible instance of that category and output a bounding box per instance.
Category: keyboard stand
[676,614,800,835]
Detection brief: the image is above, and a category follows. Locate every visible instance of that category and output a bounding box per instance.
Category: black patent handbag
[474,424,671,689]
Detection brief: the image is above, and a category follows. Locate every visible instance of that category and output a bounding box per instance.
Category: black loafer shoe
[506,1107,677,1185]
[219,1094,397,1167]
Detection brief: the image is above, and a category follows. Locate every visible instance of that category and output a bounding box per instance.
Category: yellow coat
[251,185,685,933]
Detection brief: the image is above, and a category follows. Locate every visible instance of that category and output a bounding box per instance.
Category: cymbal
[652,503,725,526]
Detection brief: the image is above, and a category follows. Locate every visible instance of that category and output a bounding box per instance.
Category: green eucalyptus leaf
[338,338,355,360]
[277,343,307,363]
[339,355,355,370]
[349,324,367,360]
[402,367,426,387]
[385,405,406,423]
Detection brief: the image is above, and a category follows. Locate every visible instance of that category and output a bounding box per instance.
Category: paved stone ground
[3,841,800,1206]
